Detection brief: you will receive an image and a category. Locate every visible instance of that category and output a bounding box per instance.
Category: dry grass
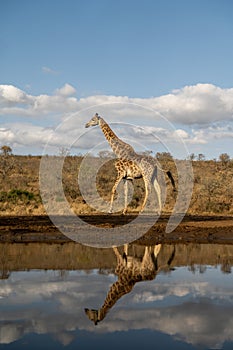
[0,155,232,216]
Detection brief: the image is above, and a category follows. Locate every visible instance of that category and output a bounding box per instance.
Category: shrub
[0,189,35,203]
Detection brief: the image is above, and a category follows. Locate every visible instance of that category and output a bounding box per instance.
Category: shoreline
[0,214,232,245]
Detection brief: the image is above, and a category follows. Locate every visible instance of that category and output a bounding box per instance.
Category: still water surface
[0,242,232,349]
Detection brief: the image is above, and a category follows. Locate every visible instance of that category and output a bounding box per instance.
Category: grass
[0,154,232,216]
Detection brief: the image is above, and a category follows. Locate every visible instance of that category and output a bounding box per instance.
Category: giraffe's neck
[99,118,135,159]
[98,278,134,322]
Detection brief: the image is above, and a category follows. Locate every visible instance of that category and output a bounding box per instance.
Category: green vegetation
[0,189,36,203]
[0,150,232,216]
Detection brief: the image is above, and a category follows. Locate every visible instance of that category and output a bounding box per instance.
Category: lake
[0,242,232,349]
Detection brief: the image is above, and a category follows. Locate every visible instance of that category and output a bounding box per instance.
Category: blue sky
[0,0,233,158]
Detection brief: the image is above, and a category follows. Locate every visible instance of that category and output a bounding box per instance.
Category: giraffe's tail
[153,160,176,193]
[166,170,176,192]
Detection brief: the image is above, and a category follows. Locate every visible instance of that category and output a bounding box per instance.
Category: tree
[98,150,115,159]
[189,153,196,161]
[219,153,230,166]
[197,153,205,161]
[0,146,14,179]
[156,152,173,161]
[139,150,153,157]
[0,145,12,157]
[58,147,70,157]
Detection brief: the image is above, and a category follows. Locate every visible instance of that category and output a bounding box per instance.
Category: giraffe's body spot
[116,159,142,180]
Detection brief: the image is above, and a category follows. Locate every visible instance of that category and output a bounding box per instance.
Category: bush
[0,189,35,203]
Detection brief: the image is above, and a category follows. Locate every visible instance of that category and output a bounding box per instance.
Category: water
[0,242,232,349]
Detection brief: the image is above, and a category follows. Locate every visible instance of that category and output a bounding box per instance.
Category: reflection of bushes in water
[188,263,232,274]
[0,189,40,203]
[0,269,10,280]
[221,260,232,274]
[1,243,232,279]
[188,264,207,274]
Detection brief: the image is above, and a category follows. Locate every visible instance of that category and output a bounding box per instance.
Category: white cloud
[0,83,232,156]
[188,125,233,145]
[0,123,77,151]
[1,83,233,123]
[0,85,33,106]
[0,127,15,143]
[173,129,189,139]
[0,270,233,348]
[152,83,233,124]
[55,83,76,97]
[42,66,59,75]
[0,324,23,344]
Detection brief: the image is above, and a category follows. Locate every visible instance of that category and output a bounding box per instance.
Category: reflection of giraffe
[85,113,176,214]
[85,244,175,325]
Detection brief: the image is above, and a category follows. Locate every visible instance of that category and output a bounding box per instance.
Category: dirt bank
[0,214,232,245]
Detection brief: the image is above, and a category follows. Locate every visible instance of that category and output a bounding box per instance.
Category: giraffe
[85,243,176,325]
[85,113,176,214]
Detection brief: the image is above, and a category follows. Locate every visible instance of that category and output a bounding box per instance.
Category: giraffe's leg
[142,246,150,260]
[141,246,153,269]
[141,176,161,213]
[141,176,150,212]
[122,180,128,215]
[153,178,162,214]
[123,244,128,255]
[109,172,124,213]
[122,243,128,263]
[154,244,162,257]
[141,246,148,269]
[113,246,121,257]
[113,246,124,264]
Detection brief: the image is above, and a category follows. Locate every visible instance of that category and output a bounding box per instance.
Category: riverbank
[0,214,232,245]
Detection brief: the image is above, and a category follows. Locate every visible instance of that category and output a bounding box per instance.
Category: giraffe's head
[84,308,100,325]
[85,113,101,128]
